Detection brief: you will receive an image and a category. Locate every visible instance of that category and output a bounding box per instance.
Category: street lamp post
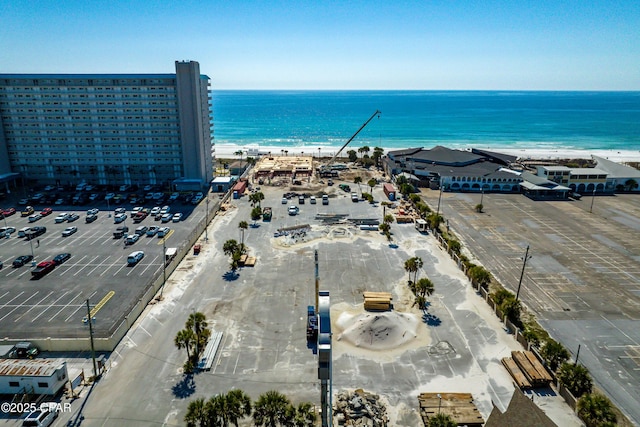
[589,189,596,213]
[159,237,167,300]
[436,183,443,217]
[2,214,8,239]
[29,235,35,266]
[437,393,442,414]
[480,188,484,206]
[516,245,532,301]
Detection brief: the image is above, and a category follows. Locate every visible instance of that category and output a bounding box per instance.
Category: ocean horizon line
[213,89,640,93]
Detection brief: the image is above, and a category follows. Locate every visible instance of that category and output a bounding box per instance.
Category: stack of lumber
[418,393,484,427]
[363,291,392,311]
[238,254,248,266]
[244,256,256,267]
[502,351,553,389]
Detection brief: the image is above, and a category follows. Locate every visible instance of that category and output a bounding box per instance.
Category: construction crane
[319,110,381,174]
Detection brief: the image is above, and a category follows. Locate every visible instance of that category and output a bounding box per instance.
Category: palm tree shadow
[250,223,260,228]
[223,270,240,281]
[388,243,399,249]
[422,310,441,327]
[172,373,196,398]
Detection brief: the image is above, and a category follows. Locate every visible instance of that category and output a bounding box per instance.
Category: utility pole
[589,189,596,213]
[436,183,443,217]
[159,237,167,300]
[516,245,532,301]
[86,299,97,379]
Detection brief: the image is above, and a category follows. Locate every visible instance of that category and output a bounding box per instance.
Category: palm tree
[238,221,248,246]
[541,339,570,372]
[253,390,291,427]
[226,389,253,427]
[428,413,457,427]
[577,393,617,427]
[187,312,209,357]
[372,147,384,167]
[557,363,593,398]
[347,149,357,162]
[354,176,363,196]
[184,397,207,427]
[467,265,491,288]
[378,222,392,243]
[223,239,240,257]
[234,150,244,168]
[291,402,317,427]
[249,191,265,207]
[174,328,196,362]
[367,178,377,194]
[404,257,418,285]
[413,277,435,310]
[206,394,229,426]
[358,146,370,158]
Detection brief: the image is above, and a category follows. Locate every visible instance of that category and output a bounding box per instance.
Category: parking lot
[423,190,640,424]
[0,190,209,340]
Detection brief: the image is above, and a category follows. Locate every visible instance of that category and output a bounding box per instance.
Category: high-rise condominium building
[0,60,213,190]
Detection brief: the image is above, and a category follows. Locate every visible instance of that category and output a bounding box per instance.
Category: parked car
[12,255,33,267]
[146,226,159,236]
[160,205,170,215]
[87,208,99,216]
[2,207,17,216]
[55,213,70,223]
[53,253,71,265]
[169,192,180,201]
[281,197,288,204]
[22,409,57,427]
[85,214,98,223]
[67,213,80,222]
[134,226,148,235]
[21,206,34,216]
[25,226,46,240]
[322,194,329,205]
[104,193,115,201]
[62,226,78,237]
[114,213,127,224]
[119,184,131,192]
[125,234,140,245]
[172,213,183,222]
[310,196,317,204]
[150,206,161,216]
[40,207,53,216]
[28,213,42,223]
[153,192,164,201]
[157,227,170,237]
[127,250,145,265]
[288,206,299,216]
[0,226,16,237]
[114,207,126,214]
[54,198,65,205]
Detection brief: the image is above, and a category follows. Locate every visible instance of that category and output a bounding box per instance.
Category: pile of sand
[335,310,423,351]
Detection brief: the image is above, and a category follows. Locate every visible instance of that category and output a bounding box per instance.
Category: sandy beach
[214,143,640,163]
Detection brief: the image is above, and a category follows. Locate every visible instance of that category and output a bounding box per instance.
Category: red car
[40,207,53,216]
[2,207,16,216]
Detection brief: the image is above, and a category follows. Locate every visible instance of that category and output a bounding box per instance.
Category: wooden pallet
[501,357,532,389]
[511,351,552,386]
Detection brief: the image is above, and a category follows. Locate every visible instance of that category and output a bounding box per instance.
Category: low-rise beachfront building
[519,171,570,200]
[383,146,521,192]
[536,165,613,194]
[593,155,640,192]
[0,60,213,190]
[210,176,235,193]
[0,359,68,396]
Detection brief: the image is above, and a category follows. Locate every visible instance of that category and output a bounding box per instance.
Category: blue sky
[1,0,639,90]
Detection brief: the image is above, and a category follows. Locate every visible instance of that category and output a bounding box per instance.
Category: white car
[127,250,144,265]
[62,226,78,237]
[288,206,298,216]
[160,205,170,215]
[114,207,126,214]
[281,197,288,204]
[150,206,161,216]
[146,226,159,236]
[125,234,140,245]
[161,213,172,223]
[132,206,143,215]
[172,213,183,222]
[55,213,70,223]
[157,227,170,237]
[114,213,127,223]
[310,196,317,204]
[87,208,99,216]
[28,213,42,222]
[89,193,100,201]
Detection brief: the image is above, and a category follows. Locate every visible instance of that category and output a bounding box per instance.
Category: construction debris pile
[334,389,388,427]
[363,291,392,311]
[501,350,553,389]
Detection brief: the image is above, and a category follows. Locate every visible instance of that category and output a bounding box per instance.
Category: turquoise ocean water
[211,91,640,153]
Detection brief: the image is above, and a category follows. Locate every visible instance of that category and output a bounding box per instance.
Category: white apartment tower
[0,60,213,189]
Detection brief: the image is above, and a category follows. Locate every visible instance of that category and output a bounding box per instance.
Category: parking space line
[29,291,65,322]
[138,255,160,276]
[59,254,89,276]
[0,291,25,314]
[14,291,55,322]
[86,255,111,276]
[157,229,175,245]
[65,290,97,322]
[48,292,84,322]
[0,291,39,322]
[73,255,101,276]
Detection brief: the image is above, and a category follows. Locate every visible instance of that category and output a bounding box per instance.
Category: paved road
[64,183,579,426]
[424,190,640,424]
